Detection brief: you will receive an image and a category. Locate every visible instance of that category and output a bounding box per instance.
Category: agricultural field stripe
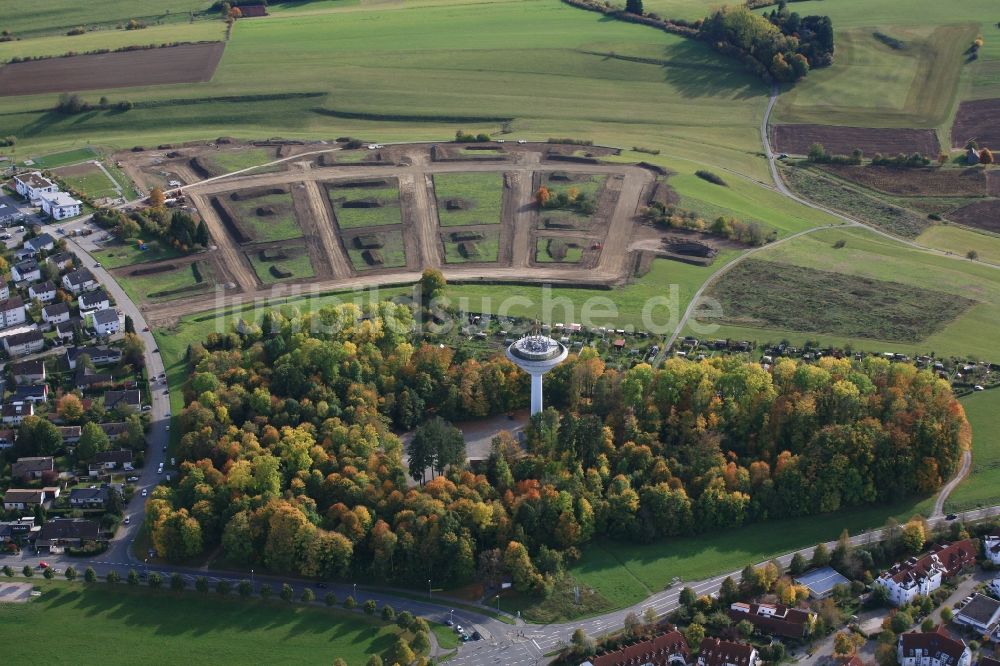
[312,108,513,124]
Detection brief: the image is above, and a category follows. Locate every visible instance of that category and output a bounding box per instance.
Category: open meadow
[945,389,1000,512]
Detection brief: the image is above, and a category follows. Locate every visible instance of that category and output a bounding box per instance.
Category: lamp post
[428,579,432,600]
[250,568,254,586]
[450,609,454,625]
[143,558,148,577]
[353,582,357,601]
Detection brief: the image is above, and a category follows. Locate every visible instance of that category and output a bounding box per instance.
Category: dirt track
[141,147,655,324]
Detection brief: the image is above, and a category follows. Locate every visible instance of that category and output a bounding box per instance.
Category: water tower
[506,335,569,415]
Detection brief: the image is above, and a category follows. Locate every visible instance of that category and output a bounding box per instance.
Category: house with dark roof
[0,295,26,328]
[104,389,141,412]
[75,365,112,390]
[3,488,48,511]
[0,428,14,450]
[88,308,121,337]
[581,629,689,666]
[69,485,110,509]
[99,422,129,440]
[2,402,33,426]
[3,329,44,356]
[12,383,48,404]
[898,629,971,666]
[42,301,70,325]
[94,449,133,470]
[979,657,1000,666]
[11,456,54,480]
[65,346,121,369]
[58,426,82,444]
[62,267,97,294]
[55,319,76,340]
[25,233,56,255]
[876,540,977,606]
[728,602,816,638]
[954,594,1000,636]
[10,358,45,384]
[12,258,41,283]
[697,638,758,666]
[985,535,1000,566]
[34,518,101,553]
[79,288,110,314]
[46,251,75,272]
[237,4,268,17]
[28,280,56,304]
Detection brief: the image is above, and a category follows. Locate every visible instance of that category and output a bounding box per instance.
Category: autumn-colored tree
[835,631,865,655]
[535,186,550,207]
[979,147,993,164]
[148,187,166,207]
[902,519,926,554]
[56,393,85,423]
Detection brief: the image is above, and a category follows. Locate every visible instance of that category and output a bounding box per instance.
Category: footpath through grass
[0,580,398,665]
[945,389,1000,512]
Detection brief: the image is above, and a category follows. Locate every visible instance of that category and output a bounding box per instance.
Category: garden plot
[325,178,402,229]
[434,172,504,227]
[536,172,607,230]
[441,228,500,263]
[343,229,407,270]
[246,243,316,284]
[535,237,586,263]
[212,186,301,244]
[117,260,217,304]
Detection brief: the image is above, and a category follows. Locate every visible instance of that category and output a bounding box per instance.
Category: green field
[685,227,1000,359]
[346,230,407,270]
[0,581,400,665]
[0,21,226,60]
[945,389,1000,512]
[93,240,181,268]
[203,147,277,176]
[536,237,584,263]
[227,192,301,242]
[434,172,504,227]
[442,230,499,263]
[119,261,214,304]
[247,246,316,284]
[328,183,402,229]
[917,224,1000,267]
[24,147,98,169]
[52,162,121,199]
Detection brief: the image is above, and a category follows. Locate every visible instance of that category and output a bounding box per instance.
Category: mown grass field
[119,261,213,304]
[329,184,401,229]
[945,389,1000,512]
[0,581,399,665]
[442,230,499,264]
[536,238,584,263]
[92,240,180,268]
[685,227,1000,359]
[52,162,120,199]
[0,21,226,61]
[434,172,503,227]
[23,146,97,168]
[203,147,277,176]
[247,247,316,284]
[228,192,301,242]
[916,224,1000,266]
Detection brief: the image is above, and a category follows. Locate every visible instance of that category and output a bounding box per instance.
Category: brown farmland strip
[952,99,1000,149]
[773,124,939,157]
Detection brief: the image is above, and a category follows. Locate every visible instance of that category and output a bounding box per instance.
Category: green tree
[325,592,337,607]
[85,567,97,583]
[149,572,163,589]
[737,619,754,639]
[2,565,12,577]
[685,623,705,650]
[411,630,432,655]
[195,576,209,593]
[789,552,807,575]
[625,0,643,13]
[15,416,64,457]
[280,583,294,602]
[407,417,466,482]
[891,610,914,634]
[260,583,272,600]
[43,567,55,580]
[22,565,33,578]
[811,543,831,568]
[381,604,395,621]
[343,595,356,609]
[301,587,315,603]
[64,566,77,581]
[238,580,252,597]
[680,586,697,607]
[902,520,926,554]
[719,576,739,604]
[418,268,446,303]
[941,607,953,623]
[77,421,112,462]
[366,656,383,666]
[397,610,414,630]
[384,637,415,666]
[363,599,377,615]
[171,573,186,591]
[217,580,231,595]
[127,569,140,585]
[106,570,120,584]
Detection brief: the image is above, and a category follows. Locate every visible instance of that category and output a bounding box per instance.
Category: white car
[516,139,527,144]
[974,385,985,391]
[141,489,148,497]
[124,516,130,525]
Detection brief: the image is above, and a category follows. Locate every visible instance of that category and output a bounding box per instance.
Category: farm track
[409,173,444,269]
[290,182,335,281]
[188,191,259,293]
[508,171,534,269]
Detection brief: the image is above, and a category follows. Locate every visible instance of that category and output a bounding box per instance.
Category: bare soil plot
[431,144,509,162]
[951,99,1000,149]
[709,259,975,342]
[0,43,225,96]
[818,164,990,197]
[946,200,1000,233]
[773,124,940,157]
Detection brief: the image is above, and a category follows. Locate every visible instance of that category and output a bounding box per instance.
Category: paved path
[933,449,972,517]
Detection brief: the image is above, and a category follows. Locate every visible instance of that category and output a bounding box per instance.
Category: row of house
[581,631,759,666]
[13,172,82,220]
[875,540,977,606]
[4,450,133,512]
[0,516,104,554]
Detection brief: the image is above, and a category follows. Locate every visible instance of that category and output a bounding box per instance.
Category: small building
[0,282,9,301]
[3,329,45,357]
[42,301,70,325]
[59,426,82,444]
[3,488,48,511]
[237,4,269,17]
[2,402,33,426]
[954,594,1000,636]
[28,281,56,304]
[62,267,97,294]
[68,486,110,509]
[55,320,76,340]
[75,366,112,390]
[728,602,816,638]
[12,383,49,404]
[0,517,35,543]
[34,518,100,554]
[0,296,27,328]
[78,288,110,315]
[46,251,75,272]
[0,428,15,450]
[104,389,141,412]
[24,233,56,255]
[10,358,46,384]
[11,456,54,480]
[985,535,1000,566]
[581,629,689,666]
[876,540,977,606]
[88,308,121,337]
[99,422,129,441]
[13,172,57,204]
[698,638,758,666]
[11,259,41,283]
[898,629,971,666]
[66,346,122,369]
[94,449,133,470]
[39,192,82,220]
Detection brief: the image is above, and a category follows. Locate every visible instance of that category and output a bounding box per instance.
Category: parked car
[946,513,958,520]
[127,476,139,482]
[124,516,130,525]
[141,489,148,497]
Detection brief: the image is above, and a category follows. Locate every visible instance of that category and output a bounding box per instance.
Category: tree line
[146,300,967,598]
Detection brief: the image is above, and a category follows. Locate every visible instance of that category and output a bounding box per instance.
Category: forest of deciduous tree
[147,301,967,596]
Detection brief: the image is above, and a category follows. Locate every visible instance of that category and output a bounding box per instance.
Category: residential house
[3,488,48,511]
[42,301,70,325]
[0,282,9,300]
[55,320,76,341]
[99,422,129,441]
[62,267,97,294]
[46,251,75,272]
[697,638,758,666]
[0,402,35,426]
[0,296,26,328]
[580,629,689,666]
[11,456,54,480]
[876,540,977,606]
[0,428,14,450]
[68,485,110,509]
[104,389,141,412]
[94,449,133,470]
[28,281,56,304]
[728,602,816,639]
[65,346,121,369]
[0,517,35,543]
[990,578,1000,597]
[39,192,82,220]
[78,288,110,315]
[75,366,111,390]
[13,172,57,204]
[88,308,120,336]
[897,629,971,666]
[58,426,81,445]
[24,233,55,255]
[985,535,1000,566]
[12,383,49,404]
[2,402,33,426]
[34,518,100,554]
[954,594,1000,636]
[10,358,45,384]
[12,259,41,283]
[3,329,45,356]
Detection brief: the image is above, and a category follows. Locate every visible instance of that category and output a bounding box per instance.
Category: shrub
[344,595,356,609]
[64,566,77,580]
[22,565,33,577]
[195,576,209,593]
[363,599,377,615]
[260,583,272,599]
[238,580,252,597]
[280,583,294,602]
[695,170,727,186]
[833,239,847,249]
[171,573,186,591]
[301,588,315,603]
[217,580,231,595]
[84,567,97,583]
[149,572,163,589]
[324,592,337,607]
[106,570,120,584]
